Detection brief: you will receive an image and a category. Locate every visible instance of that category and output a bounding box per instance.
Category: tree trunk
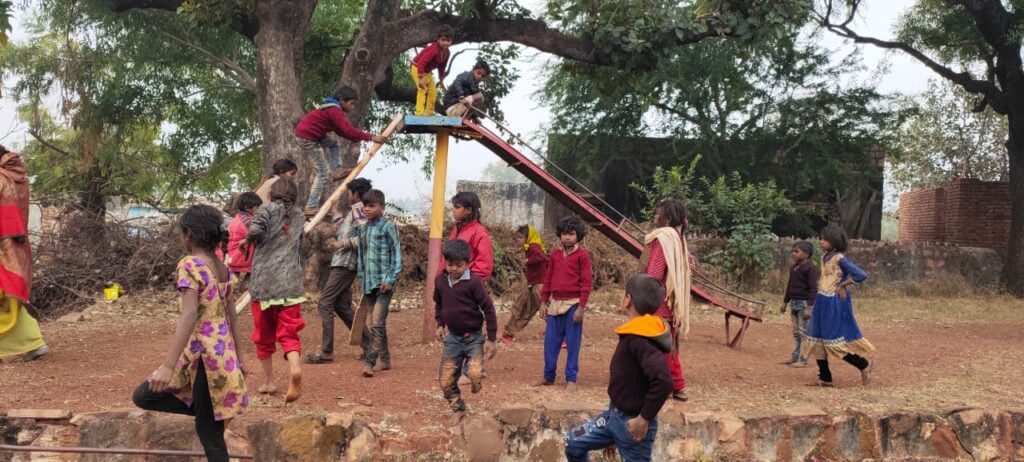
[80,161,106,218]
[1004,112,1024,296]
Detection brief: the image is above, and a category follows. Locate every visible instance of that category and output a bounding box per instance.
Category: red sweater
[227,213,254,274]
[524,243,548,285]
[541,245,593,308]
[413,42,450,81]
[440,220,494,281]
[294,106,372,143]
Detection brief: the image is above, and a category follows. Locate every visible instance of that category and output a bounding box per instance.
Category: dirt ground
[3,286,1023,433]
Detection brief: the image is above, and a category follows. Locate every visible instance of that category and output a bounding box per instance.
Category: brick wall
[898,178,1010,254]
[456,180,545,231]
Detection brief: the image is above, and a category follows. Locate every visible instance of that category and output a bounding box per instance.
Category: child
[537,216,592,392]
[643,198,692,402]
[779,240,819,368]
[357,189,402,377]
[804,225,873,387]
[442,191,493,281]
[443,60,490,119]
[564,274,672,462]
[227,192,262,280]
[253,159,298,205]
[294,86,386,215]
[241,179,306,402]
[132,205,248,462]
[306,178,374,364]
[434,239,497,423]
[411,26,453,115]
[500,225,548,345]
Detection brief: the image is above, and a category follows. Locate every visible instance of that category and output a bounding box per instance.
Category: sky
[0,1,932,209]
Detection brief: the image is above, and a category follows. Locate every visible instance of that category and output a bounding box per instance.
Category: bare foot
[470,377,483,394]
[362,365,374,378]
[285,369,302,403]
[533,379,554,387]
[257,384,278,395]
[449,411,466,427]
[861,362,873,386]
[373,361,391,372]
[566,382,579,392]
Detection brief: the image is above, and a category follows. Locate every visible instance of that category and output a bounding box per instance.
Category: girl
[644,198,692,402]
[132,205,248,462]
[227,192,262,280]
[443,191,493,281]
[253,158,298,205]
[500,225,548,345]
[804,225,873,387]
[241,179,306,402]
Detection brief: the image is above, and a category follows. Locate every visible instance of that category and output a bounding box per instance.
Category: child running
[241,179,306,402]
[357,189,402,378]
[132,205,248,462]
[227,192,262,282]
[443,191,493,281]
[564,274,672,462]
[410,26,453,115]
[804,225,874,387]
[434,239,497,424]
[500,225,548,345]
[643,198,692,402]
[253,159,297,205]
[779,240,819,368]
[537,216,592,392]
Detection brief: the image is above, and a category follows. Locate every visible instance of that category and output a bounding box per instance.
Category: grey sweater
[246,201,305,301]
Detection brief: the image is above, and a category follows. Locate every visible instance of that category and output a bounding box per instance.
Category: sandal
[671,391,689,402]
[304,352,333,364]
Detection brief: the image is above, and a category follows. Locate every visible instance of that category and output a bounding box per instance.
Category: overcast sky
[0,1,930,209]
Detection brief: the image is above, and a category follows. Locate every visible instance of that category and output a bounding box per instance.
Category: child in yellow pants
[411,26,452,115]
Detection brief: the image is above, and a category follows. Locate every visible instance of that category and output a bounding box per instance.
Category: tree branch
[158,30,257,92]
[106,0,181,12]
[27,130,71,157]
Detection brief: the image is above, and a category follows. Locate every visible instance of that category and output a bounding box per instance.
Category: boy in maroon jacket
[536,216,592,392]
[434,239,497,424]
[565,274,672,462]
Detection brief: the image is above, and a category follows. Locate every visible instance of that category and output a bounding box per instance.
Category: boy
[434,239,497,423]
[779,240,819,368]
[411,26,453,115]
[443,60,490,120]
[294,86,386,216]
[306,178,374,364]
[536,216,592,392]
[357,189,402,377]
[564,274,672,462]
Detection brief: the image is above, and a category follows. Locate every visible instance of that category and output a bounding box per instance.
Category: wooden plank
[7,409,72,420]
[349,297,370,346]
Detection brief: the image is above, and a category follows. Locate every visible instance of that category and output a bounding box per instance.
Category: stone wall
[898,179,1011,255]
[457,181,545,231]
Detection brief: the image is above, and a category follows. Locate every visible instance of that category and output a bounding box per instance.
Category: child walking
[779,240,819,368]
[242,179,306,402]
[306,178,374,364]
[434,239,497,424]
[132,205,248,462]
[804,225,873,387]
[537,216,592,392]
[564,274,672,462]
[500,225,548,345]
[227,192,262,281]
[411,26,453,115]
[442,191,493,281]
[643,198,692,402]
[357,189,402,378]
[254,158,297,205]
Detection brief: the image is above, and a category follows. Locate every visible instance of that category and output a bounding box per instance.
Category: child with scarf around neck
[500,225,548,345]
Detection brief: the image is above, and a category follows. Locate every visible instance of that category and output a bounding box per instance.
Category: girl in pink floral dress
[132,205,249,462]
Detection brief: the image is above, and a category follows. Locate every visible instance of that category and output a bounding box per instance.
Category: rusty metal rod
[0,444,253,459]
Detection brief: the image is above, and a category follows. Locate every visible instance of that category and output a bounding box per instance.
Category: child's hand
[436,326,447,342]
[539,304,548,320]
[779,302,788,314]
[838,285,849,301]
[238,239,249,253]
[239,361,249,377]
[417,75,427,89]
[379,282,392,293]
[372,134,387,144]
[484,340,496,360]
[149,365,174,393]
[626,416,649,442]
[802,309,812,320]
[572,307,585,324]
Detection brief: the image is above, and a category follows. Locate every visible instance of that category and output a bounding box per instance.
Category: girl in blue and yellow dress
[804,225,874,387]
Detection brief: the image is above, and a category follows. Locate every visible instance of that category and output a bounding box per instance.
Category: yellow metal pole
[422,128,450,342]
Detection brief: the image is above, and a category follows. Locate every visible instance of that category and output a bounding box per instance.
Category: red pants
[250,302,305,360]
[665,325,685,391]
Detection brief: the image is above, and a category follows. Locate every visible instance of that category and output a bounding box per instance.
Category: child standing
[537,216,592,392]
[241,179,306,403]
[254,159,298,205]
[411,26,453,115]
[500,225,548,345]
[357,189,402,378]
[227,192,262,280]
[306,178,374,364]
[804,225,873,387]
[443,191,493,281]
[643,198,692,402]
[132,205,248,462]
[434,239,497,423]
[779,240,819,368]
[564,274,672,462]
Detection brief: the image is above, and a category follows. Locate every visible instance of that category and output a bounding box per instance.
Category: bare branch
[158,30,257,92]
[27,130,71,157]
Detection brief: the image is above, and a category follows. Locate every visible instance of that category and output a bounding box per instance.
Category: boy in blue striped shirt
[357,189,402,378]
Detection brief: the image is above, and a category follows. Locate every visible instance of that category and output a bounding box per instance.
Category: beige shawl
[644,226,691,340]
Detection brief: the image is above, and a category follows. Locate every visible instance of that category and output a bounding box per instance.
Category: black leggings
[132,362,228,462]
[816,354,869,383]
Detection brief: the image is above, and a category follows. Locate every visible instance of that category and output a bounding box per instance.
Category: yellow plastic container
[103,283,123,300]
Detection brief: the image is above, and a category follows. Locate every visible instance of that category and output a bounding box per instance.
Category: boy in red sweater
[434,239,497,424]
[536,216,592,392]
[411,26,453,115]
[500,225,548,345]
[294,86,385,215]
[227,192,262,281]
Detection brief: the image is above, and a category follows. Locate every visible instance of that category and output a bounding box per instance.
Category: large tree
[817,0,1024,296]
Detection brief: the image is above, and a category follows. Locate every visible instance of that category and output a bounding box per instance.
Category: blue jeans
[789,299,808,363]
[361,289,393,367]
[565,406,658,462]
[544,304,583,383]
[439,331,485,413]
